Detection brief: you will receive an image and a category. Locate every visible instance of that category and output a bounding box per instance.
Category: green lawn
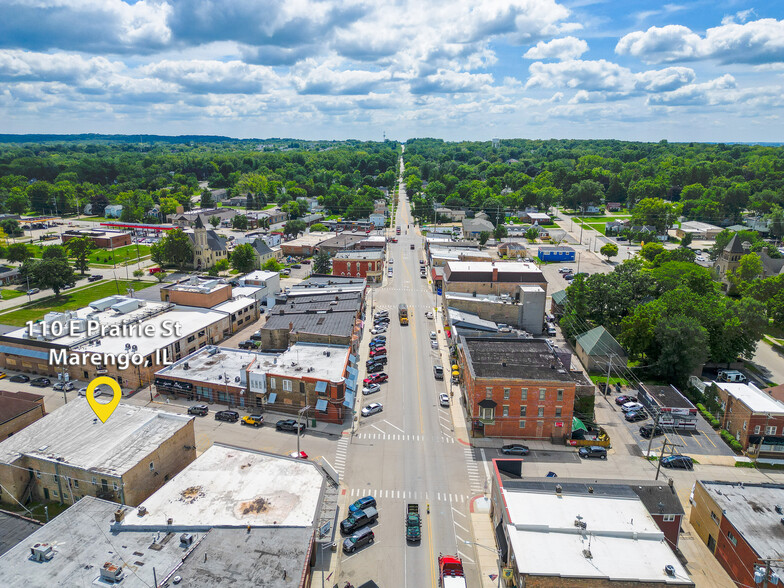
[0,279,155,326]
[80,216,117,223]
[1,289,24,300]
[88,244,150,266]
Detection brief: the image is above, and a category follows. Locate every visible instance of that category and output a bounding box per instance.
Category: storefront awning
[316,399,329,413]
[348,354,357,365]
[343,391,354,409]
[573,416,588,432]
[267,392,277,404]
[315,381,328,393]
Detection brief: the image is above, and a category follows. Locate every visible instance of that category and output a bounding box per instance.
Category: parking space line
[454,520,469,533]
[370,423,385,434]
[384,419,404,433]
[452,506,465,518]
[457,550,474,564]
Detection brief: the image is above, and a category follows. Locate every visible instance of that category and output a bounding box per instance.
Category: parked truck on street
[406,503,421,542]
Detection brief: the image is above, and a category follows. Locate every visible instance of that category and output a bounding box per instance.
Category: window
[52,490,58,498]
[555,407,562,418]
[519,420,526,429]
[503,388,510,400]
[520,406,527,417]
[486,387,493,399]
[503,406,509,417]
[521,388,527,401]
[270,377,277,390]
[73,479,79,489]
[663,514,675,522]
[149,462,155,471]
[187,335,195,343]
[557,389,564,401]
[53,474,59,483]
[754,425,761,434]
[727,531,737,546]
[92,477,97,485]
[766,426,777,435]
[743,421,747,431]
[480,407,495,422]
[35,470,41,479]
[538,407,544,417]
[710,511,719,524]
[539,389,546,401]
[283,379,292,392]
[113,482,119,491]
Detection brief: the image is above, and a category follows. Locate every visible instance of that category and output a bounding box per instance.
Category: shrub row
[696,403,721,429]
[719,429,743,452]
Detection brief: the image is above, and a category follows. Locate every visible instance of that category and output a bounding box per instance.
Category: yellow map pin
[85,376,122,423]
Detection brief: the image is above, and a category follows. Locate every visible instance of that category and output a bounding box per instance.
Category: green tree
[153,270,167,283]
[159,228,193,268]
[767,205,784,241]
[232,214,248,230]
[133,269,144,277]
[639,242,665,262]
[230,243,257,273]
[30,257,76,296]
[310,223,330,232]
[6,189,29,214]
[262,258,283,272]
[7,243,32,263]
[200,189,214,208]
[159,197,180,216]
[679,232,693,248]
[0,219,22,238]
[478,231,490,247]
[313,251,331,274]
[630,197,677,233]
[209,215,221,228]
[728,253,763,293]
[564,180,603,211]
[600,242,619,261]
[524,227,539,242]
[215,259,229,272]
[284,219,306,238]
[651,262,717,296]
[64,236,96,275]
[493,224,508,241]
[651,314,709,384]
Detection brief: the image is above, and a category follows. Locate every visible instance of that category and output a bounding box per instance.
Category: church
[187,215,228,270]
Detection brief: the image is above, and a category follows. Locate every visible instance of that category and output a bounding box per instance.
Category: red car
[363,373,389,385]
[149,267,162,275]
[369,347,386,357]
[615,395,637,406]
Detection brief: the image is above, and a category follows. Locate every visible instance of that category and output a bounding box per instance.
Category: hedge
[719,429,743,452]
[696,403,721,429]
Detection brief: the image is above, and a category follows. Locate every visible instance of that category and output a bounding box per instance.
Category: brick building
[0,391,45,440]
[457,337,578,440]
[332,250,384,283]
[444,261,547,298]
[61,228,131,249]
[160,276,232,307]
[0,402,195,507]
[690,481,784,587]
[712,381,784,460]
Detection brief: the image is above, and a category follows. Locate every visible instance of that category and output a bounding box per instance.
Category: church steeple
[194,214,205,229]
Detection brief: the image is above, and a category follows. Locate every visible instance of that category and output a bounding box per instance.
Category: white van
[717,370,747,383]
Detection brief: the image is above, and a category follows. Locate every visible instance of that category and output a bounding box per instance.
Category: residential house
[462,217,495,238]
[104,204,123,218]
[574,326,627,372]
[369,212,386,227]
[606,202,622,212]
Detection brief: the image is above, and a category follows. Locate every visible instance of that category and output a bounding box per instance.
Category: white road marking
[454,520,470,533]
[452,507,465,518]
[370,423,385,434]
[384,420,404,433]
[457,550,475,564]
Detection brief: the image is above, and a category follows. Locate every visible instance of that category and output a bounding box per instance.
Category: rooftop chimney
[492,267,498,282]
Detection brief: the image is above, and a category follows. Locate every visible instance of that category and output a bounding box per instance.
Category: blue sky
[1,0,783,142]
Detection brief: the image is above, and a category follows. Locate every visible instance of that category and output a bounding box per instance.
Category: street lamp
[463,540,503,588]
[297,405,311,455]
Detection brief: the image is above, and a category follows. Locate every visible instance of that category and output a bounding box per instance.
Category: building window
[53,474,59,483]
[766,426,777,435]
[92,477,97,485]
[52,490,58,498]
[538,407,544,417]
[187,335,195,343]
[743,421,747,431]
[521,388,527,401]
[270,377,276,390]
[710,511,719,524]
[35,470,41,479]
[663,514,675,522]
[283,379,292,392]
[149,462,155,471]
[480,407,495,422]
[557,389,564,401]
[727,531,737,546]
[539,389,546,401]
[503,388,510,400]
[486,387,493,399]
[73,479,79,489]
[519,420,526,428]
[113,482,119,492]
[754,425,761,434]
[555,407,562,418]
[503,406,509,417]
[520,406,527,417]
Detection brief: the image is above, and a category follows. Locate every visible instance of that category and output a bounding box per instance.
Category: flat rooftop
[333,250,384,260]
[642,384,695,410]
[286,276,366,297]
[446,291,519,304]
[0,510,41,556]
[503,487,690,584]
[462,336,573,381]
[255,343,349,382]
[701,482,784,563]
[162,277,229,294]
[263,311,356,338]
[282,232,331,247]
[231,286,264,298]
[445,261,544,283]
[0,401,192,476]
[211,296,256,314]
[241,270,279,283]
[119,444,325,529]
[714,382,784,414]
[157,346,273,385]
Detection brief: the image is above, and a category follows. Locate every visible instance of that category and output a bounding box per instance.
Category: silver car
[361,403,383,417]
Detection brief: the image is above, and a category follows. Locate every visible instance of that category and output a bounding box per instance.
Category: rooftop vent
[574,518,587,530]
[665,565,675,577]
[100,562,124,584]
[776,505,783,515]
[137,506,148,517]
[180,533,194,546]
[582,549,592,559]
[555,484,562,494]
[114,509,126,523]
[29,543,54,562]
[183,362,189,370]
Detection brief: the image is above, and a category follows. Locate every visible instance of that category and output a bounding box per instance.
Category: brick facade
[62,230,131,249]
[331,255,383,283]
[160,283,232,308]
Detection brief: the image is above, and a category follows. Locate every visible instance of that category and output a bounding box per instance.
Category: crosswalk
[354,433,456,443]
[464,447,484,493]
[348,487,471,504]
[334,436,349,478]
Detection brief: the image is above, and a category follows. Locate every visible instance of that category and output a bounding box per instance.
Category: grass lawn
[80,216,115,222]
[0,279,154,326]
[2,500,72,523]
[1,289,24,300]
[588,373,630,387]
[88,244,151,266]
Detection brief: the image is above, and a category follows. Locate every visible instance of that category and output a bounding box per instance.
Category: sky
[1,0,783,142]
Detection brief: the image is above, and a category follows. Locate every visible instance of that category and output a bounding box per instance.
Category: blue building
[537,246,575,262]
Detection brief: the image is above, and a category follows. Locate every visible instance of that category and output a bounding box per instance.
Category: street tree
[639,242,664,262]
[478,231,490,247]
[262,258,283,272]
[29,257,76,296]
[600,242,619,261]
[232,214,248,230]
[209,215,221,228]
[64,236,96,275]
[7,243,32,263]
[524,227,539,242]
[230,243,256,273]
[159,228,193,268]
[284,219,306,238]
[493,224,508,241]
[313,251,331,274]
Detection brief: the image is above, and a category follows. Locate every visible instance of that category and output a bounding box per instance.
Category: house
[457,337,586,440]
[675,221,723,240]
[490,464,692,587]
[61,228,131,249]
[332,250,384,283]
[637,384,697,430]
[497,242,527,258]
[522,211,551,224]
[574,326,627,372]
[444,261,547,298]
[170,207,238,228]
[0,401,195,507]
[690,481,784,588]
[605,220,628,235]
[0,391,45,440]
[537,246,575,262]
[760,250,784,278]
[462,217,495,238]
[187,215,228,269]
[300,213,324,227]
[0,265,20,286]
[104,204,122,218]
[606,202,622,212]
[435,207,466,221]
[0,443,333,588]
[585,204,601,214]
[225,195,247,207]
[369,212,386,227]
[233,236,277,267]
[712,381,784,460]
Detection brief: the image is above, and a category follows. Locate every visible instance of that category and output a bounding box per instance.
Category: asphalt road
[338,172,479,587]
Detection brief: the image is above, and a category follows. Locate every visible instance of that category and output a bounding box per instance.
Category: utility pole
[645,409,662,458]
[297,405,311,456]
[604,355,614,397]
[759,558,784,588]
[655,439,682,480]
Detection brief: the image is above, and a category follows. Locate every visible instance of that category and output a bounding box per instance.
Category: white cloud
[409,70,494,94]
[524,37,588,60]
[616,19,784,65]
[293,63,393,95]
[141,60,279,94]
[0,50,123,83]
[647,74,736,106]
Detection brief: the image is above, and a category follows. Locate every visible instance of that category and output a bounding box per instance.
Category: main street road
[339,161,480,587]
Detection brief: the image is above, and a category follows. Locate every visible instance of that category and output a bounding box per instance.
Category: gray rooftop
[0,510,42,556]
[640,384,695,410]
[157,346,273,386]
[263,311,356,338]
[333,250,384,260]
[461,336,573,381]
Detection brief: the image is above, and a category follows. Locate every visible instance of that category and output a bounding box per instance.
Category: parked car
[370,347,387,357]
[367,359,387,370]
[349,496,377,513]
[563,273,575,281]
[501,444,530,455]
[0,371,6,379]
[26,288,40,295]
[340,507,378,534]
[660,455,693,470]
[363,373,388,385]
[615,395,637,406]
[425,311,433,319]
[430,339,438,349]
[546,325,557,336]
[53,381,75,391]
[578,446,607,460]
[88,274,103,282]
[78,386,104,397]
[30,377,51,388]
[362,383,381,396]
[10,374,30,383]
[429,331,437,340]
[621,401,645,413]
[187,404,209,416]
[370,327,387,335]
[367,363,385,374]
[238,340,257,349]
[625,410,648,422]
[361,403,383,417]
[250,331,262,341]
[292,264,301,269]
[241,415,264,427]
[558,267,573,273]
[276,419,305,433]
[215,410,239,422]
[433,365,444,380]
[289,451,308,459]
[639,424,664,438]
[343,527,375,553]
[439,393,450,407]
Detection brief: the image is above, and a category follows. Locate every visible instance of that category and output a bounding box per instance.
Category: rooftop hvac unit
[29,543,54,562]
[234,376,240,382]
[183,362,189,370]
[180,533,194,546]
[99,562,124,584]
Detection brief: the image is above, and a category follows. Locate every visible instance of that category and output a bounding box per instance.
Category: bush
[735,461,756,468]
[133,269,144,278]
[720,429,744,452]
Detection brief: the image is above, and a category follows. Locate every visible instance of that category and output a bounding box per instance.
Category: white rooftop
[211,296,256,314]
[118,444,324,529]
[0,401,191,476]
[447,261,540,273]
[167,277,228,294]
[157,346,273,384]
[255,343,349,382]
[241,270,279,284]
[680,220,722,230]
[714,381,784,414]
[504,490,691,583]
[231,285,264,298]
